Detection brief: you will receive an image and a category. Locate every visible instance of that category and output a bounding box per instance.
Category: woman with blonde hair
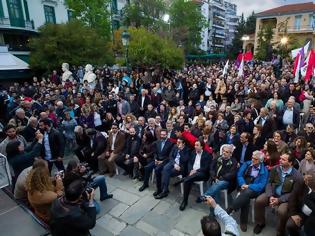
[26,166,63,223]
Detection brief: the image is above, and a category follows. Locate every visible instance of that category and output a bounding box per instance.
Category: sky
[230,0,315,17]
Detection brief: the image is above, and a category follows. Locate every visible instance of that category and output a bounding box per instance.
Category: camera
[55,170,64,178]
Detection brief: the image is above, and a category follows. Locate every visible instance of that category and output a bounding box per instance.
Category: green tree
[114,27,184,69]
[122,0,166,31]
[255,24,274,60]
[169,0,207,53]
[244,11,256,34]
[29,21,114,72]
[65,0,111,40]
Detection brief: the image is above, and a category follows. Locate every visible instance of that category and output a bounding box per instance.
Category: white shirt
[193,151,203,170]
[141,96,145,108]
[111,132,117,151]
[94,112,102,127]
[174,150,181,165]
[44,132,52,160]
[282,109,294,125]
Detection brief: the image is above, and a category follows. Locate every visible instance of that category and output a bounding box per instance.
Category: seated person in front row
[226,151,269,232]
[253,153,304,236]
[139,129,173,193]
[175,139,212,211]
[286,172,315,236]
[197,144,237,215]
[154,137,189,199]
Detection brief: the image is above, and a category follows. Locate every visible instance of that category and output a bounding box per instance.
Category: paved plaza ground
[91,172,278,236]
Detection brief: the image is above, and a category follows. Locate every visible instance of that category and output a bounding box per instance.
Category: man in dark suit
[155,137,189,199]
[277,99,300,130]
[134,116,146,139]
[253,107,275,139]
[39,118,65,172]
[139,129,173,193]
[137,89,151,115]
[100,123,125,177]
[233,132,255,165]
[84,128,107,172]
[176,140,212,211]
[115,127,141,177]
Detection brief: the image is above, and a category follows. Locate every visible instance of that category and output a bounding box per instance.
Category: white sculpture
[83,64,96,89]
[61,62,73,84]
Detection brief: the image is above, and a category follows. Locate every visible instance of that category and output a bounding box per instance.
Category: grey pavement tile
[109,202,129,218]
[152,200,172,215]
[175,208,207,235]
[142,211,176,233]
[119,226,150,236]
[170,229,188,236]
[97,198,120,219]
[90,224,114,236]
[120,195,160,224]
[135,220,159,235]
[96,214,127,235]
[112,188,140,205]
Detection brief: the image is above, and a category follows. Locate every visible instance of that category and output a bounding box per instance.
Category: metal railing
[0,18,35,30]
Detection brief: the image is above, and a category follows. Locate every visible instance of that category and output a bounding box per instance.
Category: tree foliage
[113,27,184,69]
[255,24,274,61]
[169,0,207,53]
[228,12,256,59]
[29,21,114,72]
[122,0,166,31]
[65,0,111,40]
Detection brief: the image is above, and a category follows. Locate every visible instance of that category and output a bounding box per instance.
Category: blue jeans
[90,175,110,200]
[204,180,229,215]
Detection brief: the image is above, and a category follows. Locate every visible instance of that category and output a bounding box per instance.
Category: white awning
[0,46,29,70]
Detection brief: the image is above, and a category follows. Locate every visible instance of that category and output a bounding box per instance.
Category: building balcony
[285,25,315,33]
[227,21,238,26]
[211,2,226,11]
[214,33,225,39]
[214,44,225,48]
[0,18,35,31]
[213,12,225,20]
[212,22,225,29]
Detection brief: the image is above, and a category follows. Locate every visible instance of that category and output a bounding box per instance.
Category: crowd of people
[0,59,315,236]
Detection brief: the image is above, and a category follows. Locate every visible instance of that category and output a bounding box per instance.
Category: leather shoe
[153,190,162,197]
[154,191,168,199]
[138,185,148,192]
[240,224,247,232]
[100,194,113,201]
[179,201,187,211]
[253,224,265,234]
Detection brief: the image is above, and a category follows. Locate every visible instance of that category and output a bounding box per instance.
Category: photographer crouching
[62,159,113,214]
[50,179,96,236]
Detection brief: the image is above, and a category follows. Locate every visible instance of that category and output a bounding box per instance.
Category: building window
[0,0,4,18]
[310,14,315,29]
[295,15,302,30]
[67,10,73,21]
[23,0,29,20]
[7,0,25,27]
[44,5,56,24]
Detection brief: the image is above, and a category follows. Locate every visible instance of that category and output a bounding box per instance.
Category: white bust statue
[83,64,96,89]
[61,62,73,84]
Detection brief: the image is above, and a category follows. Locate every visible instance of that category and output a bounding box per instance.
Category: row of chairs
[149,171,256,223]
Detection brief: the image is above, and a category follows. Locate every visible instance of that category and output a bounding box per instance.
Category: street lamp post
[163,14,171,34]
[121,29,130,69]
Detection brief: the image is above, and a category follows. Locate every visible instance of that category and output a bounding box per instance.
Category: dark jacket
[41,128,65,160]
[123,135,141,157]
[9,142,42,177]
[288,184,315,235]
[154,139,173,162]
[50,197,96,236]
[188,151,212,178]
[21,125,37,143]
[168,146,190,176]
[277,107,300,129]
[233,143,255,164]
[210,156,238,182]
[266,165,303,203]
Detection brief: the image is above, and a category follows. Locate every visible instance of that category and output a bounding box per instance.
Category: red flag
[305,49,315,81]
[244,51,253,61]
